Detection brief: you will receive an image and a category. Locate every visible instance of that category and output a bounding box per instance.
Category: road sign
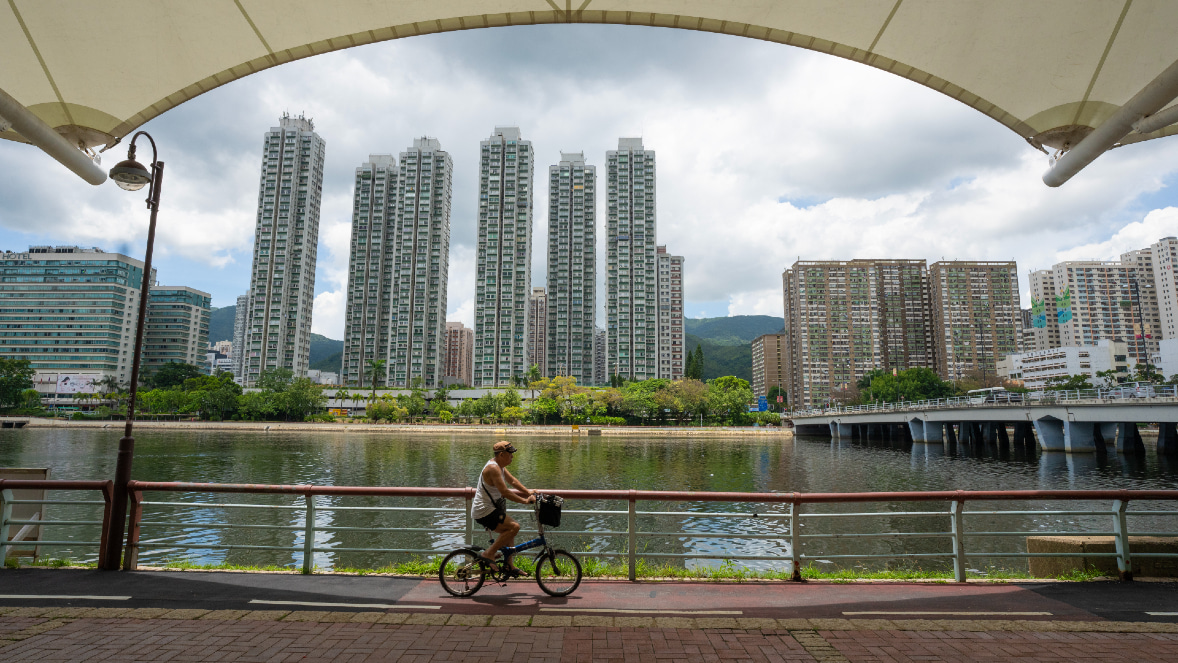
[757,396,768,412]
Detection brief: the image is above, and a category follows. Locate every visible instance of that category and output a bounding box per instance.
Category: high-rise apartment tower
[231,291,249,382]
[782,259,933,409]
[443,321,474,386]
[341,154,398,387]
[243,114,325,385]
[387,138,453,387]
[473,127,534,386]
[656,246,685,380]
[928,261,1021,381]
[528,287,548,377]
[546,151,596,383]
[606,138,657,381]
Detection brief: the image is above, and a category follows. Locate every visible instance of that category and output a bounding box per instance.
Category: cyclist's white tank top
[472,459,505,519]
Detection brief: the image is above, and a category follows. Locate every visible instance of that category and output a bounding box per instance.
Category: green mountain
[206,305,343,371]
[682,315,785,382]
[309,334,343,372]
[684,315,784,346]
[685,333,752,382]
[208,305,236,343]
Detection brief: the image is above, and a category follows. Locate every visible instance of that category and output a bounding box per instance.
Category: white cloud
[1057,207,1178,262]
[3,23,1178,335]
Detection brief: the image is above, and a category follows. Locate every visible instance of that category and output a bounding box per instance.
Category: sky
[1,24,1178,342]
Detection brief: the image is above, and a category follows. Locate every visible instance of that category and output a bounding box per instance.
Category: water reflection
[2,428,1177,572]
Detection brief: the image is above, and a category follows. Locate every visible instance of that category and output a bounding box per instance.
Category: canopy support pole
[0,86,106,186]
[1044,58,1178,187]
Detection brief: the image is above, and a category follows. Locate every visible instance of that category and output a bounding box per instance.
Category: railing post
[627,494,637,581]
[1112,499,1133,581]
[97,482,113,570]
[790,498,802,581]
[0,489,12,564]
[122,490,143,571]
[950,499,966,582]
[302,493,316,574]
[465,494,473,547]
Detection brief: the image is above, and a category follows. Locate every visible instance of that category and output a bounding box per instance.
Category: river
[3,428,1176,572]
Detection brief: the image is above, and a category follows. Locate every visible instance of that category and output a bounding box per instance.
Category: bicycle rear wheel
[439,549,486,597]
[534,549,582,597]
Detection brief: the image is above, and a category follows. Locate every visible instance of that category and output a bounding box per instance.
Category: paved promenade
[2,569,1177,661]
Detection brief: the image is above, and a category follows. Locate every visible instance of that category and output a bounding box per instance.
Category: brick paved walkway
[2,609,1178,662]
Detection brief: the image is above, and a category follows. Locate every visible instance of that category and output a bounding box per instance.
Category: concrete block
[1026,535,1178,577]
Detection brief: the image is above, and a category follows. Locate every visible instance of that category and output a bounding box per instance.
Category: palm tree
[367,359,387,402]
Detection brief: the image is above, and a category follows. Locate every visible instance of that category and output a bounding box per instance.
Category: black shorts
[475,509,505,530]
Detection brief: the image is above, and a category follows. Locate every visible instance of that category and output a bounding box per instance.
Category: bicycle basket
[537,493,563,527]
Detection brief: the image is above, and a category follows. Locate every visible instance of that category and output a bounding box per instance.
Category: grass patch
[161,560,296,573]
[1055,566,1111,582]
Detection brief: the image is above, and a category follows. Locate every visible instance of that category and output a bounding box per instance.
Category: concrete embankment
[8,417,792,437]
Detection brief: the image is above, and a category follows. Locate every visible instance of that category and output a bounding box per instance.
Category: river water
[2,428,1176,572]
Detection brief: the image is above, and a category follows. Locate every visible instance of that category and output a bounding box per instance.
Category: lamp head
[109,157,152,191]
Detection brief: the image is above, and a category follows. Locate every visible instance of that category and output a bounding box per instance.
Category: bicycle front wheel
[535,549,582,597]
[439,549,486,597]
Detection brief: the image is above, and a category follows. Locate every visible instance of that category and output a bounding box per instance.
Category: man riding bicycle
[472,440,536,575]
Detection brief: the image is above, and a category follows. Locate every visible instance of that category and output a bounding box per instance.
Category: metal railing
[0,479,114,567]
[104,482,1178,582]
[791,386,1178,418]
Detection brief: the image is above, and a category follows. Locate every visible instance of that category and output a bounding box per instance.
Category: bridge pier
[829,421,853,438]
[925,421,944,442]
[1013,422,1036,451]
[908,419,925,442]
[1159,422,1178,456]
[1116,423,1146,455]
[1033,418,1065,452]
[996,423,1010,452]
[945,423,958,451]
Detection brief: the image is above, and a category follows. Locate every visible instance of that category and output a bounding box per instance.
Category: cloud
[3,23,1178,336]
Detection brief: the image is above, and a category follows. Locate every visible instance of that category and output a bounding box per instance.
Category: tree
[673,379,709,424]
[706,376,755,424]
[1135,362,1164,384]
[280,378,327,421]
[0,358,35,408]
[364,358,386,400]
[1094,369,1122,390]
[859,367,953,403]
[144,362,203,389]
[684,344,705,380]
[257,368,294,393]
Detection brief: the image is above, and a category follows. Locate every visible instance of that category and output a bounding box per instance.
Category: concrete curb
[2,606,1176,633]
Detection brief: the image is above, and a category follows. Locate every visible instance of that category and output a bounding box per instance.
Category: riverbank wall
[6,417,792,437]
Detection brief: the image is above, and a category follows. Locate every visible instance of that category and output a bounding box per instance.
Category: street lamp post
[102,132,164,570]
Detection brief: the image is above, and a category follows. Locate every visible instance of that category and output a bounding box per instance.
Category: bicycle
[439,494,582,597]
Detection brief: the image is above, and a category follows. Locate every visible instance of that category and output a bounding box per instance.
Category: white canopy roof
[3,1,1178,184]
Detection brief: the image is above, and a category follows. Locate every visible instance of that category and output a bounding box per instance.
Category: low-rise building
[1151,337,1178,380]
[997,340,1134,390]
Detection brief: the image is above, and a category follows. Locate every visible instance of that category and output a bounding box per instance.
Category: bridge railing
[790,385,1178,418]
[7,481,1176,582]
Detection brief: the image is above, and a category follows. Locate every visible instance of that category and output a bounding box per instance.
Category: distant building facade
[928,261,1021,381]
[443,321,474,387]
[751,333,787,399]
[243,114,326,385]
[0,246,153,389]
[231,292,249,382]
[997,340,1134,390]
[144,286,212,373]
[546,151,596,383]
[474,127,534,386]
[606,137,657,381]
[527,287,547,376]
[656,246,685,380]
[593,326,606,386]
[782,259,933,409]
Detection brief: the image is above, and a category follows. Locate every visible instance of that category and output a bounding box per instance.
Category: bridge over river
[791,389,1178,456]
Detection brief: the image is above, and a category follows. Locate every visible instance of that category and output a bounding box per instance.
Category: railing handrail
[0,479,113,491]
[790,385,1178,418]
[124,481,1178,504]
